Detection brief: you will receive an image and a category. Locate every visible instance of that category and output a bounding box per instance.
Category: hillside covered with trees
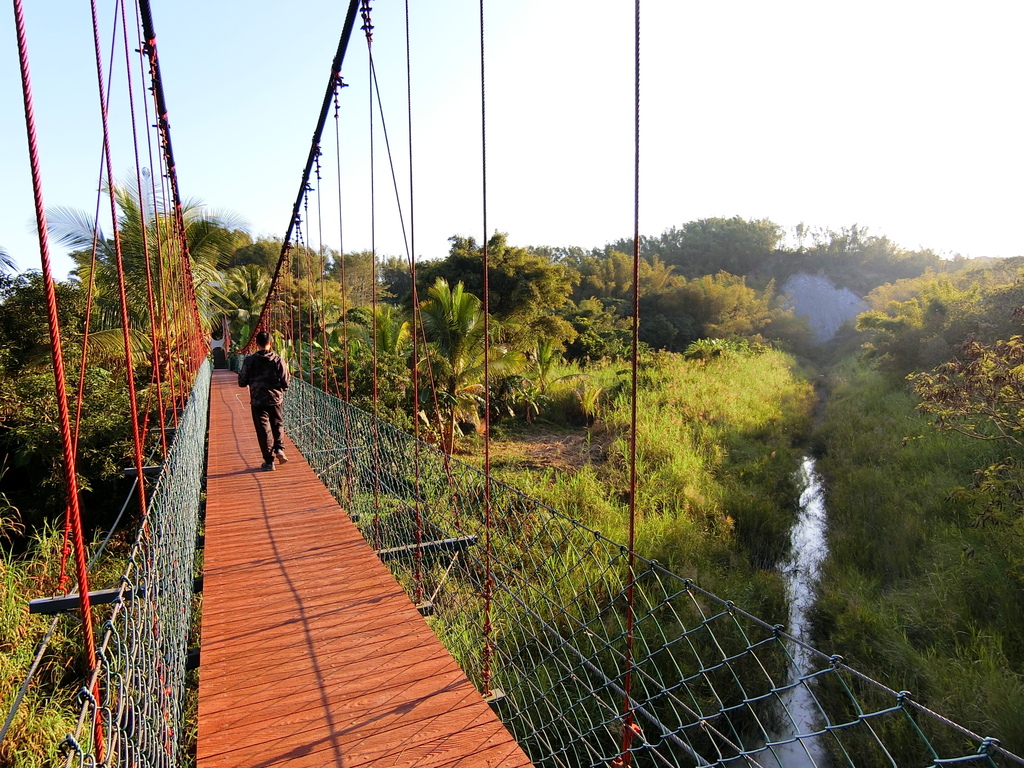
[2,208,1023,760]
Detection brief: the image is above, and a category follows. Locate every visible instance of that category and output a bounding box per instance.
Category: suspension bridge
[3,0,1023,766]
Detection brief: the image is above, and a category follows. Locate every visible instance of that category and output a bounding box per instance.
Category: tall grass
[1,524,130,766]
[1,525,81,767]
[493,348,815,617]
[813,360,1024,753]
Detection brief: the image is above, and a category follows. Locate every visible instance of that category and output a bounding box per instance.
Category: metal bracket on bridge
[484,688,506,706]
[375,535,478,563]
[123,465,163,479]
[29,587,138,615]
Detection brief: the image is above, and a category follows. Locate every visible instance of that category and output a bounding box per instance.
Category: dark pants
[250,404,284,463]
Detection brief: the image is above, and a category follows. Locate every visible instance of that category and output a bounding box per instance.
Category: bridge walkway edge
[197,369,533,767]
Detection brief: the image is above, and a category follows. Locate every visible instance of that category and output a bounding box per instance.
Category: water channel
[741,455,831,767]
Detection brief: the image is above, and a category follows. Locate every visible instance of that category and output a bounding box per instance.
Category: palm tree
[0,246,16,274]
[355,304,411,360]
[50,179,241,333]
[47,180,242,374]
[209,264,271,345]
[419,278,524,451]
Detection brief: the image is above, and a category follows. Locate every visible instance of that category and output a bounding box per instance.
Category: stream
[738,456,831,767]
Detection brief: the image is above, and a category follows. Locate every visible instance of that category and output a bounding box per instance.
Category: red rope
[12,0,101,751]
[90,0,148,526]
[121,0,169,458]
[140,0,208,375]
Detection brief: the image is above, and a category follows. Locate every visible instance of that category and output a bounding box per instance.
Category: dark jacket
[238,350,290,406]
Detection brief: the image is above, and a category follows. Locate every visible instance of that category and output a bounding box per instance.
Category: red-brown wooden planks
[197,370,532,767]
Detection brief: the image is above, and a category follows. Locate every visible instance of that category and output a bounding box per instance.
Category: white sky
[2,0,1023,280]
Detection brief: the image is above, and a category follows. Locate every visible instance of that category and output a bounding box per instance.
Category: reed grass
[492,347,815,615]
[814,360,1024,753]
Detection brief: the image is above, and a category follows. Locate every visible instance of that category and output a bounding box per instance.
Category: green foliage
[911,334,1024,450]
[813,361,1024,754]
[0,524,123,767]
[52,182,240,335]
[682,337,750,361]
[777,224,943,295]
[497,349,814,601]
[222,233,280,271]
[325,249,380,307]
[626,216,784,279]
[654,272,805,348]
[0,275,135,533]
[208,264,270,345]
[856,263,1024,376]
[0,365,134,533]
[418,234,578,349]
[0,273,85,373]
[560,297,631,362]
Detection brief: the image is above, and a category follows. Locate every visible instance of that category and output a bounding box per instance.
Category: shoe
[275,449,289,464]
[260,461,276,471]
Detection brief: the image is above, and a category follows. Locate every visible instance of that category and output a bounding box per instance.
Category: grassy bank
[813,361,1024,753]
[490,347,817,616]
[1,525,133,766]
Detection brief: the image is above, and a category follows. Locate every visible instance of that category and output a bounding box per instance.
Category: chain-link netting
[285,377,1023,768]
[60,361,210,767]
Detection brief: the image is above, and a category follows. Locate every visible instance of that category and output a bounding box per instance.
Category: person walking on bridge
[238,330,290,471]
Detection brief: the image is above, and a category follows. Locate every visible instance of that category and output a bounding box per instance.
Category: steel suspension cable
[139,0,207,371]
[313,153,333,392]
[614,3,642,764]
[405,0,425,607]
[63,20,118,594]
[132,0,174,446]
[332,81,352,400]
[245,0,361,350]
[478,0,495,699]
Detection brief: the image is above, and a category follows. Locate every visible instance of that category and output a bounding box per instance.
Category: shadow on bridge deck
[198,370,532,767]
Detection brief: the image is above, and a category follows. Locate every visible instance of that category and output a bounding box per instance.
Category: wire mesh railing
[60,360,210,767]
[285,376,1023,768]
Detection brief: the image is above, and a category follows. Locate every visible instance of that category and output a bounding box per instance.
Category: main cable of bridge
[245,0,362,351]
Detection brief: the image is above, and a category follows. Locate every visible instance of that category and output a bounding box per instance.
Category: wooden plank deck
[197,370,533,767]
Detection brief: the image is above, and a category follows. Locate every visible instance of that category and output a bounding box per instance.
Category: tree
[0,246,16,274]
[560,297,631,362]
[651,217,783,278]
[0,274,132,530]
[224,234,281,271]
[50,181,241,338]
[780,224,942,295]
[419,278,524,451]
[208,264,271,345]
[325,250,380,307]
[654,272,784,345]
[379,255,413,305]
[418,234,578,349]
[911,335,1024,562]
[912,335,1024,452]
